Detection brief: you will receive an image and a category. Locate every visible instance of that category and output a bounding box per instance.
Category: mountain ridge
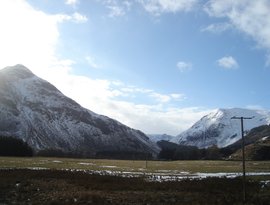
[171,108,270,148]
[0,65,159,158]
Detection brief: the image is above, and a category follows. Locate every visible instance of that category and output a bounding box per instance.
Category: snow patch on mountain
[171,108,270,148]
[0,65,159,157]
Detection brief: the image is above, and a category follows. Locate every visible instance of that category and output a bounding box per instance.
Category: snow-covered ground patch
[260,180,270,188]
[53,168,270,182]
[78,162,95,166]
[1,167,270,182]
[52,160,62,163]
[100,166,117,168]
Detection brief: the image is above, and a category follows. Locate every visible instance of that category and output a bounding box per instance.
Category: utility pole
[231,116,253,203]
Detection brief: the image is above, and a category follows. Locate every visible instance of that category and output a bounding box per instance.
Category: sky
[0,0,270,136]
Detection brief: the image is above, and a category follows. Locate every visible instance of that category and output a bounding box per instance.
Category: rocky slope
[0,65,159,157]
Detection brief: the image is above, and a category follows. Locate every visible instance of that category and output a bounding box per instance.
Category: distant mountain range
[0,65,159,158]
[156,124,270,160]
[171,108,270,148]
[1,65,270,159]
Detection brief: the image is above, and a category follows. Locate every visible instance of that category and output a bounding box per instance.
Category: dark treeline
[95,151,152,160]
[157,141,223,160]
[0,136,33,157]
[36,148,153,160]
[36,148,83,158]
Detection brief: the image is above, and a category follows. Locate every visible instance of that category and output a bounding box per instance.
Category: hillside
[227,125,270,160]
[0,65,159,158]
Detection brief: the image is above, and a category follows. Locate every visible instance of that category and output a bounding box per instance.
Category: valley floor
[0,157,270,204]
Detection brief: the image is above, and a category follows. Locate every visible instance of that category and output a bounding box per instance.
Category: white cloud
[87,98,211,135]
[245,105,264,110]
[0,0,87,77]
[177,61,192,72]
[71,12,88,23]
[138,0,199,15]
[149,92,186,103]
[56,12,88,23]
[65,0,79,6]
[217,56,238,69]
[0,0,63,75]
[0,0,211,135]
[113,83,185,104]
[55,76,202,135]
[107,5,126,17]
[102,0,198,17]
[171,93,186,100]
[204,0,270,66]
[201,22,232,33]
[150,93,171,103]
[85,56,101,69]
[102,0,133,18]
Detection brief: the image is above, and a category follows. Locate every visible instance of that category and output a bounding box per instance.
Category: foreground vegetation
[0,169,270,205]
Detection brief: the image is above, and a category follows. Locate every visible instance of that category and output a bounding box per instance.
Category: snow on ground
[2,167,269,182]
[100,166,117,168]
[52,160,62,163]
[78,162,95,166]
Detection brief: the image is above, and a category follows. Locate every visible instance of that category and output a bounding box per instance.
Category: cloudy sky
[1,0,270,135]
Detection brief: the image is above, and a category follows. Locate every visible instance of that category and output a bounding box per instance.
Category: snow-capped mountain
[171,108,270,148]
[0,65,159,157]
[148,134,175,143]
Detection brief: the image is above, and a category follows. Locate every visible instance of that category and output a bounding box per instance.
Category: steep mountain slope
[171,108,270,148]
[0,65,159,157]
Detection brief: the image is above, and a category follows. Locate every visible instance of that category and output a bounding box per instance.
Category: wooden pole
[231,116,253,203]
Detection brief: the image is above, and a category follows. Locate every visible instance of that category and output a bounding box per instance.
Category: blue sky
[0,0,270,135]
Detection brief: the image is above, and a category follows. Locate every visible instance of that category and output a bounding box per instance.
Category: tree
[0,136,33,156]
[205,145,222,160]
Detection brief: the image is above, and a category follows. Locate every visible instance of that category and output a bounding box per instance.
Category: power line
[231,116,254,203]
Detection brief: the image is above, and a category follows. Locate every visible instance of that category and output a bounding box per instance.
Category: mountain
[171,108,270,148]
[0,65,159,158]
[148,134,175,143]
[222,124,270,159]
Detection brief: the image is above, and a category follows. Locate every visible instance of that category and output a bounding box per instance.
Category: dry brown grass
[0,169,270,205]
[0,156,270,173]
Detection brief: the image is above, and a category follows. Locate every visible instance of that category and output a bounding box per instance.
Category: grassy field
[1,157,270,204]
[0,156,270,174]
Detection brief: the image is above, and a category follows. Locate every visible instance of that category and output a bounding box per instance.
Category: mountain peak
[0,65,159,158]
[172,108,270,148]
[0,64,34,79]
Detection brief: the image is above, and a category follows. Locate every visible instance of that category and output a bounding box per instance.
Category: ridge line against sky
[0,0,270,135]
